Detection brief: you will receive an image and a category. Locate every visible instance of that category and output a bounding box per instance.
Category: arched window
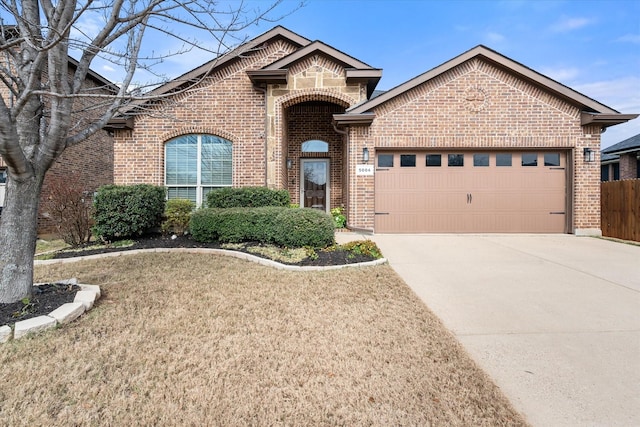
[165,134,232,206]
[302,139,329,153]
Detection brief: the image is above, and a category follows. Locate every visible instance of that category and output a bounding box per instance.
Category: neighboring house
[107,26,637,235]
[0,57,116,235]
[601,133,640,181]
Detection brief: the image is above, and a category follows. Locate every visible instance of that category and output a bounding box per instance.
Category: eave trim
[333,112,376,126]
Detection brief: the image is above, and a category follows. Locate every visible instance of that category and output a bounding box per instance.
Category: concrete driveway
[360,234,639,427]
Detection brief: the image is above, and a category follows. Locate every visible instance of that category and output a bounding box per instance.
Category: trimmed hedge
[207,187,290,208]
[93,184,166,241]
[190,207,335,248]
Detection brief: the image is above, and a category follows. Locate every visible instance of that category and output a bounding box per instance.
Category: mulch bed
[47,233,377,267]
[0,283,80,328]
[0,234,378,329]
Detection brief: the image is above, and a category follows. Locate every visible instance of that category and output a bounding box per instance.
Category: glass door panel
[301,159,329,212]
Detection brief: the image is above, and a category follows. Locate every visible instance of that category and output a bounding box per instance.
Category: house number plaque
[356,164,374,176]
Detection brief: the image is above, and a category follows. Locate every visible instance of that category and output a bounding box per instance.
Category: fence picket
[601,179,640,242]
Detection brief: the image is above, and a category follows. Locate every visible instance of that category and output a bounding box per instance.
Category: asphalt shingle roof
[602,133,640,155]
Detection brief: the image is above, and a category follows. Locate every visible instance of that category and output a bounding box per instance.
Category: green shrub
[340,240,383,259]
[330,207,346,229]
[273,208,335,248]
[190,207,281,243]
[92,184,166,241]
[161,199,195,235]
[190,207,334,248]
[207,187,290,208]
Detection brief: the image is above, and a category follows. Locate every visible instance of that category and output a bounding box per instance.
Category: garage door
[374,151,567,233]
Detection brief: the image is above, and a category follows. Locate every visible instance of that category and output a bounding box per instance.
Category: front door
[301,159,329,213]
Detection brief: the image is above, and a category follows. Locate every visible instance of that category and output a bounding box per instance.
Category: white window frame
[164,135,232,206]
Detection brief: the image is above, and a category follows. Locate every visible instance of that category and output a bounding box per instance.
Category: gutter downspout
[333,122,373,234]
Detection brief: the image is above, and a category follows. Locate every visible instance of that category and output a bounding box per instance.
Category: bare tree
[0,0,294,303]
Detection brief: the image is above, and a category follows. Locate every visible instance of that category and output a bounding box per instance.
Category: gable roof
[67,56,119,93]
[147,26,311,97]
[602,133,640,155]
[340,45,637,128]
[247,40,382,98]
[108,26,311,124]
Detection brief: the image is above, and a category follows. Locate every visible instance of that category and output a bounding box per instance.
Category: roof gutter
[580,112,639,128]
[332,112,375,126]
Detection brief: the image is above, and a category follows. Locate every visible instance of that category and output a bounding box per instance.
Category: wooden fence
[601,179,640,242]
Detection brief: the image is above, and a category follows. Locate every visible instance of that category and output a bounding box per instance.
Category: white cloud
[574,77,640,112]
[540,66,580,83]
[102,65,115,72]
[574,77,640,148]
[550,17,593,33]
[617,34,640,44]
[484,31,505,44]
[601,120,640,149]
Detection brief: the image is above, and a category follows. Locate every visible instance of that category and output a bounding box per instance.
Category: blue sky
[4,0,639,148]
[266,0,640,148]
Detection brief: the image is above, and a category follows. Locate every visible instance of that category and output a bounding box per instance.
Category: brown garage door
[375,151,567,233]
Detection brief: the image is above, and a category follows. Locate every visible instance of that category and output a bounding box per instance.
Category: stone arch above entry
[277,88,355,111]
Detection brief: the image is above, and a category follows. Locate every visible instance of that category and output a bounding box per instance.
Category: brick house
[601,133,640,181]
[107,26,637,235]
[0,57,115,235]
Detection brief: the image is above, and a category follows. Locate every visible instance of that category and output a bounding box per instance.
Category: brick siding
[345,58,601,232]
[113,37,605,235]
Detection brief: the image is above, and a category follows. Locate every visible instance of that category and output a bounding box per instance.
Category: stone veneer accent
[112,29,614,235]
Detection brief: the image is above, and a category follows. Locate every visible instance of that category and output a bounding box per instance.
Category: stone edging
[3,249,384,344]
[34,247,388,271]
[0,278,101,344]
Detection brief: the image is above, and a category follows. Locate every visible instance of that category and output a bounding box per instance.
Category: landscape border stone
[34,247,388,271]
[1,279,101,344]
[2,248,384,344]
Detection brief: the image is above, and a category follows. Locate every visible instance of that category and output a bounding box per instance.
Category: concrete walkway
[339,233,640,427]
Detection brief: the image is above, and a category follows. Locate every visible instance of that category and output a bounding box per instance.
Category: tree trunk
[0,174,43,303]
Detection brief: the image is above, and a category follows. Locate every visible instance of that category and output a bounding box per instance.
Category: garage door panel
[375,151,567,233]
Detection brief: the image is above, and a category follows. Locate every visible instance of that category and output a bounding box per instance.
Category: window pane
[400,154,416,167]
[613,163,619,180]
[201,136,232,186]
[165,135,197,185]
[301,139,329,153]
[522,153,537,167]
[496,153,512,166]
[448,154,464,167]
[473,154,489,167]
[378,154,394,167]
[426,154,441,167]
[167,187,197,203]
[544,153,561,166]
[601,165,609,182]
[0,169,6,184]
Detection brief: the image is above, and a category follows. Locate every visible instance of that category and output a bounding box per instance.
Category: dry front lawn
[0,253,528,426]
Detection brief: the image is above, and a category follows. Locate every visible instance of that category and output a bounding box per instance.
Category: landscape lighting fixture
[583,147,595,163]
